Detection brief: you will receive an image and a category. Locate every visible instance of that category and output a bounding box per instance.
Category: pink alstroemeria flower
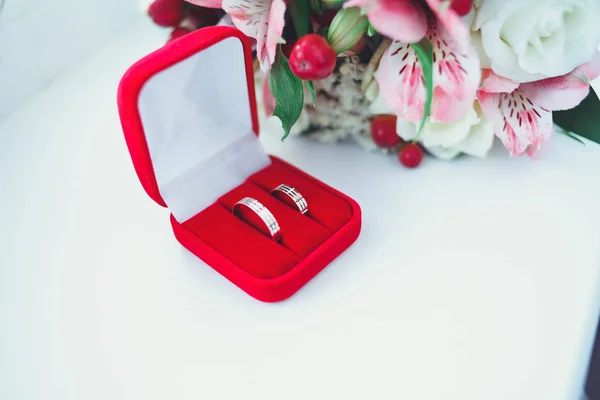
[186,0,286,71]
[478,53,600,157]
[345,0,470,53]
[262,74,276,116]
[375,23,481,124]
[224,0,286,71]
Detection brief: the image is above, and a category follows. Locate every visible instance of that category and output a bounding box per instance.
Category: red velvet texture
[117,27,362,301]
[182,159,353,279]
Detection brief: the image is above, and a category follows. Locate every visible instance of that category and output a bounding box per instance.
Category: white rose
[396,102,495,160]
[474,0,600,83]
[369,93,495,160]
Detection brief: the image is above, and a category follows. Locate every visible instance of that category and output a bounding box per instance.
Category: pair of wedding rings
[233,184,308,241]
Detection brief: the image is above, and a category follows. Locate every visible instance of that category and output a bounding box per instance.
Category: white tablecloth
[1,21,600,400]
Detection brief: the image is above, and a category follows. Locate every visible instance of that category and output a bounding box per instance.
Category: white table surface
[2,20,600,400]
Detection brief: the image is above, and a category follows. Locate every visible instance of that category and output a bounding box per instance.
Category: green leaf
[306,81,316,106]
[554,91,600,145]
[310,0,323,14]
[411,39,434,139]
[269,47,305,141]
[555,125,586,145]
[290,0,310,38]
[367,23,377,37]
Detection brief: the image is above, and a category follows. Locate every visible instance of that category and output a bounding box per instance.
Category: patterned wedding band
[233,197,281,241]
[271,184,308,215]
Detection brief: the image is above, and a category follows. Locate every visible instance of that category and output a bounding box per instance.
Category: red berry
[167,26,191,42]
[289,34,337,80]
[186,7,221,27]
[398,143,423,168]
[370,115,401,148]
[148,0,184,27]
[450,0,473,16]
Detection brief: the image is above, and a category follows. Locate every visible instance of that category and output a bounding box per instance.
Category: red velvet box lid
[117,26,361,302]
[117,27,262,216]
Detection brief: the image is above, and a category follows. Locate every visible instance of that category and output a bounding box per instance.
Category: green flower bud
[326,7,369,55]
[321,0,344,7]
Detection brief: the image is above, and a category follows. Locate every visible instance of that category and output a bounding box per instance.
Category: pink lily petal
[519,73,590,112]
[262,74,275,116]
[344,0,427,43]
[376,40,425,122]
[480,69,519,94]
[527,127,555,160]
[519,52,600,112]
[478,89,552,156]
[477,91,503,125]
[480,90,529,156]
[185,0,223,7]
[424,0,470,54]
[223,0,286,71]
[261,0,286,70]
[427,27,481,123]
[520,52,600,111]
[504,90,553,156]
[222,0,269,40]
[376,24,480,124]
[478,52,600,156]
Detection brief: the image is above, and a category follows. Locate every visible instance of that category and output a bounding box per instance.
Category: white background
[0,0,140,121]
[1,5,600,400]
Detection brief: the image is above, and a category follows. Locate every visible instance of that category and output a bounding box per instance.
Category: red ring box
[117,26,361,302]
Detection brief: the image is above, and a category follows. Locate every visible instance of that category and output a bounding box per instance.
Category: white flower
[369,92,494,160]
[369,90,392,114]
[397,102,495,160]
[473,0,600,83]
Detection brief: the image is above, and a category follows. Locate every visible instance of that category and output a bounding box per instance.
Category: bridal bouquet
[148,0,600,168]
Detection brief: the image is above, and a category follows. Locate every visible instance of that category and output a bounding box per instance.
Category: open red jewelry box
[117,26,361,302]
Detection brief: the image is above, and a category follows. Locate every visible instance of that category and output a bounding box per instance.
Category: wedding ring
[233,197,281,241]
[271,184,308,214]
